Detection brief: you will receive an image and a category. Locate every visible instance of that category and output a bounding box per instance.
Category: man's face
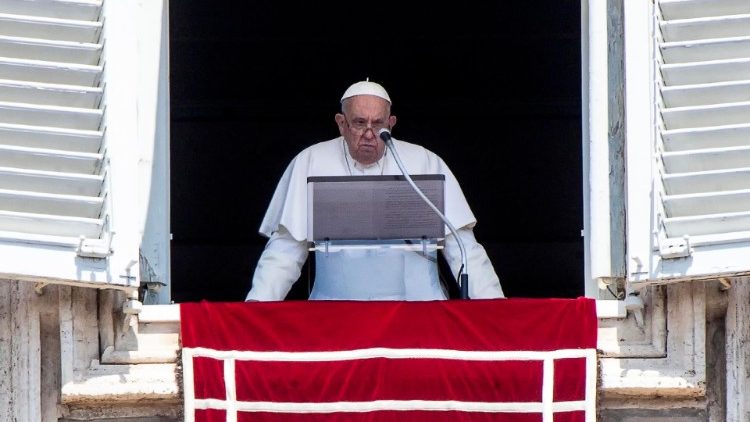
[335,95,397,165]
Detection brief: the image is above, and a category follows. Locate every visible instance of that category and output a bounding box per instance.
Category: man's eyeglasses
[344,117,389,135]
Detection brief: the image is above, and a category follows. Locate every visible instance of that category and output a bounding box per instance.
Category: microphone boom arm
[378,129,469,299]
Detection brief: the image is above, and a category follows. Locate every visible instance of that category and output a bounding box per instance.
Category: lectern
[306,175,448,300]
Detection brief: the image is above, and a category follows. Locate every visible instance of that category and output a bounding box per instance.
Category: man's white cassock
[246,137,504,301]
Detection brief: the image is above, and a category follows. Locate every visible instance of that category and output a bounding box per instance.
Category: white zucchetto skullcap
[340,80,391,104]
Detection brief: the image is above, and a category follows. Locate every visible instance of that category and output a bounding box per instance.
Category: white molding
[600,282,706,398]
[595,299,626,319]
[725,277,750,420]
[137,0,171,303]
[59,286,178,404]
[583,0,616,297]
[633,242,750,287]
[624,0,655,287]
[139,303,179,322]
[60,362,178,403]
[0,242,136,289]
[598,286,667,358]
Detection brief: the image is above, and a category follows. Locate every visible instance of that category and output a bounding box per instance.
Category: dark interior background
[169,2,583,302]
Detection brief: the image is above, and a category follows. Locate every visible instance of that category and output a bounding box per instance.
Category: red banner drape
[181,298,598,422]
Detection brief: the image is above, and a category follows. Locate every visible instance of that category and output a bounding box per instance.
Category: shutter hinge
[658,234,692,259]
[76,232,114,258]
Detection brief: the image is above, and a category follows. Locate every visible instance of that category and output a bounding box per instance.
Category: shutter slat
[0,230,81,247]
[0,78,102,108]
[0,13,101,43]
[0,167,102,196]
[662,80,750,107]
[660,0,750,20]
[0,188,102,218]
[661,101,750,130]
[661,14,750,42]
[0,210,102,237]
[0,34,102,65]
[662,124,750,151]
[663,168,750,195]
[0,0,102,21]
[0,123,102,153]
[662,146,750,173]
[660,36,750,64]
[662,58,750,85]
[664,189,750,217]
[0,145,102,174]
[0,57,101,86]
[0,101,102,130]
[664,211,750,237]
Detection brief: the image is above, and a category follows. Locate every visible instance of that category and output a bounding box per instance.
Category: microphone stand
[378,129,469,299]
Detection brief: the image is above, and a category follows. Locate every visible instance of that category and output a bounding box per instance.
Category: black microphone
[378,128,392,143]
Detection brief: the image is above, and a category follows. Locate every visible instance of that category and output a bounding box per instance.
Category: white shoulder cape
[259,137,477,241]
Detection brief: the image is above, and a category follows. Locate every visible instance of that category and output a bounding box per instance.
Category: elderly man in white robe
[245,80,505,301]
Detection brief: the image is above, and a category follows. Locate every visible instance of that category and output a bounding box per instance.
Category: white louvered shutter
[628,0,750,286]
[0,0,146,291]
[0,0,106,245]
